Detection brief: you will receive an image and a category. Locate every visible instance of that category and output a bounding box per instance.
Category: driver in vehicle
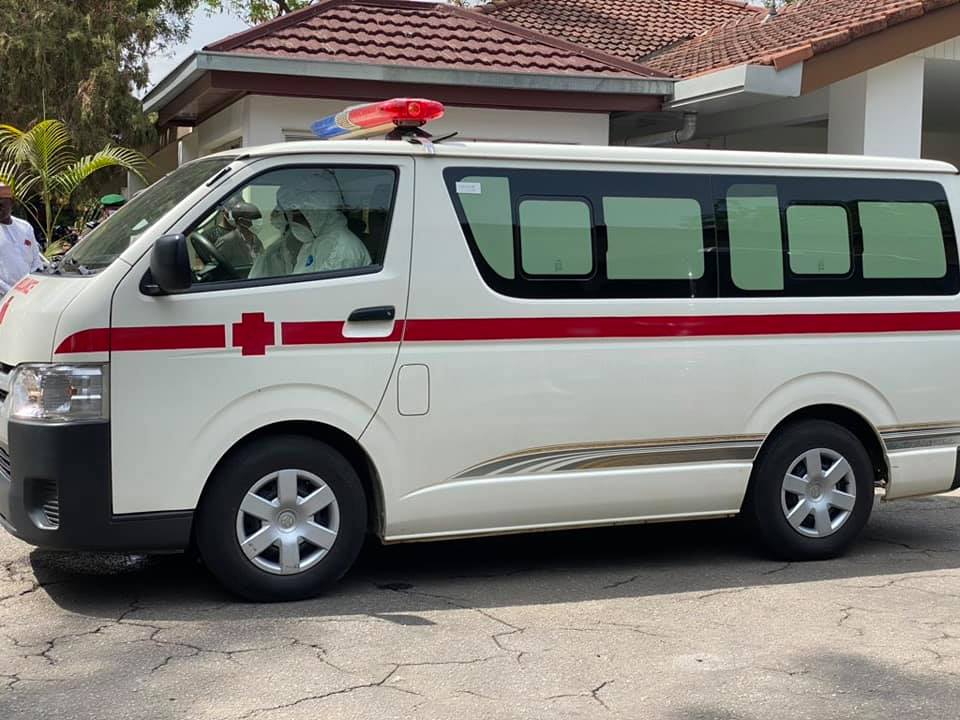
[214,200,264,268]
[249,171,371,279]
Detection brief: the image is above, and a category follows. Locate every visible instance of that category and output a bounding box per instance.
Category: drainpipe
[623,113,698,147]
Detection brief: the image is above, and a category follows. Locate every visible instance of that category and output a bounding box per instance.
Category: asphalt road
[1,492,959,719]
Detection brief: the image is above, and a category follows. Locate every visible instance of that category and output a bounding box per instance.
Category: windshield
[58,157,236,274]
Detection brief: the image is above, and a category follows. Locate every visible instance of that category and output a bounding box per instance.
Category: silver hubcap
[235,469,340,575]
[781,448,856,538]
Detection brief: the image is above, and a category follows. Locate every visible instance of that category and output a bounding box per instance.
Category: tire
[195,435,367,601]
[743,420,874,560]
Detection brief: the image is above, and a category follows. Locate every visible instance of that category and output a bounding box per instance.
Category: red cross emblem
[13,277,39,295]
[0,297,12,325]
[232,312,275,356]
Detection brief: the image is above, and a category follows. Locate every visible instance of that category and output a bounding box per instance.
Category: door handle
[348,305,396,323]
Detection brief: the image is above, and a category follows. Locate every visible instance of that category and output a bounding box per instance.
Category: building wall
[687,124,960,167]
[217,95,609,151]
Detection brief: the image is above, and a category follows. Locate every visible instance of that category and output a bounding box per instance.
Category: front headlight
[9,364,108,422]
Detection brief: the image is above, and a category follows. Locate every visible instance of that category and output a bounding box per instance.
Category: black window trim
[141,162,401,296]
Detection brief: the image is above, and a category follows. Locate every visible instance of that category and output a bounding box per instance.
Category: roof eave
[666,62,802,113]
[144,51,674,117]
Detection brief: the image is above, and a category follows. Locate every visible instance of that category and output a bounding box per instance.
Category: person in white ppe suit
[0,183,45,295]
[250,171,371,279]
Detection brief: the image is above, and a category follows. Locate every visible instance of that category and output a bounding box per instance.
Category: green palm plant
[0,119,147,244]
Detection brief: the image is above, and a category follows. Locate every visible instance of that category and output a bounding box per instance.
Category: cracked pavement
[1,492,960,718]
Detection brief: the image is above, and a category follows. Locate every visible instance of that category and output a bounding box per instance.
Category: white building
[142,0,960,178]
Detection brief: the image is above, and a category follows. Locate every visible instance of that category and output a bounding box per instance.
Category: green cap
[100,193,126,207]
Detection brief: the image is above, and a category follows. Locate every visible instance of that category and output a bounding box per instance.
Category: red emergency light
[312,99,446,141]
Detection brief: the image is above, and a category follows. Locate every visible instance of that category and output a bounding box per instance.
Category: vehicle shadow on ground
[34,493,960,621]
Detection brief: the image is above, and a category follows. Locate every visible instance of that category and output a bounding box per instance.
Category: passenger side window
[859,202,947,279]
[726,184,784,291]
[186,166,397,286]
[787,205,851,275]
[454,176,514,278]
[519,199,593,276]
[603,197,704,280]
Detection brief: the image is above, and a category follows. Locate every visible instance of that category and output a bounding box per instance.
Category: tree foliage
[0,120,147,243]
[0,0,196,155]
[201,0,311,25]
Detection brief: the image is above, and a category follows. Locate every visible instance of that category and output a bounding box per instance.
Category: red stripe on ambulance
[54,325,226,354]
[53,311,960,355]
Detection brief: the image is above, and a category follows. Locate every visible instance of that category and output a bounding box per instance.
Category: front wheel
[743,420,875,560]
[195,435,368,601]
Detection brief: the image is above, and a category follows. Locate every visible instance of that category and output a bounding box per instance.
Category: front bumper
[0,420,192,552]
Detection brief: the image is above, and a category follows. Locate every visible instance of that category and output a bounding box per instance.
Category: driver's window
[187,166,398,285]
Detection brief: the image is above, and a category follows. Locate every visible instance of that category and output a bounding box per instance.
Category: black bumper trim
[0,420,192,552]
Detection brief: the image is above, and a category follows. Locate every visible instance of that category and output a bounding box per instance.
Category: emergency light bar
[312,98,445,141]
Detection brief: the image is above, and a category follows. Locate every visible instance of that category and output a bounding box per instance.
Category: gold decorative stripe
[453,437,762,479]
[453,423,960,480]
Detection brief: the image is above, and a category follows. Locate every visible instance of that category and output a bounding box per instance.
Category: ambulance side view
[1,100,959,601]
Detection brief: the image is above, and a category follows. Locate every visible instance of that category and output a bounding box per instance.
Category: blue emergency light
[311,98,445,141]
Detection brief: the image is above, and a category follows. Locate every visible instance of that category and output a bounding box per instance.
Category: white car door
[108,155,413,514]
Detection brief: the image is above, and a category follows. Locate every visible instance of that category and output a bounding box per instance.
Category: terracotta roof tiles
[478,0,760,62]
[206,0,667,79]
[646,0,960,77]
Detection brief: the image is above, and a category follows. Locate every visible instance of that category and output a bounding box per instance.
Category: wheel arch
[746,404,889,509]
[199,420,386,539]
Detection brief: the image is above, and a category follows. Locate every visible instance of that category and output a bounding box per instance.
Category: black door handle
[348,305,396,322]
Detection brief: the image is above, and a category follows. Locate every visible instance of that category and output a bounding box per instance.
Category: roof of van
[225,140,959,175]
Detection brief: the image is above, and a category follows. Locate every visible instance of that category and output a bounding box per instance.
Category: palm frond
[0,120,75,178]
[0,160,41,201]
[52,146,148,201]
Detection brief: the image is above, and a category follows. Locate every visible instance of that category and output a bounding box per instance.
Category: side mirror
[144,234,192,295]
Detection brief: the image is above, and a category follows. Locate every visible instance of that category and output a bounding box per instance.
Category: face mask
[289,220,314,245]
[248,218,264,232]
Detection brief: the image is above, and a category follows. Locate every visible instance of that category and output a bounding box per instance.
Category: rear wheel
[195,435,367,601]
[744,420,874,560]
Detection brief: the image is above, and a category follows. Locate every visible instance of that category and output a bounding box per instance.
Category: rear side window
[859,202,946,279]
[786,205,851,276]
[519,199,593,276]
[455,176,514,278]
[603,197,704,280]
[717,175,958,296]
[445,167,715,299]
[727,184,783,291]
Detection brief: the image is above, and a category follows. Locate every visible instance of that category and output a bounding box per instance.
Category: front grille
[37,481,60,528]
[0,446,10,482]
[28,479,59,530]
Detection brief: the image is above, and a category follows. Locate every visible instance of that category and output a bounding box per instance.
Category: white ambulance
[1,99,959,601]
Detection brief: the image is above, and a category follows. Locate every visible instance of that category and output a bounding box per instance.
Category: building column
[125,172,147,197]
[827,55,925,158]
[177,131,199,166]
